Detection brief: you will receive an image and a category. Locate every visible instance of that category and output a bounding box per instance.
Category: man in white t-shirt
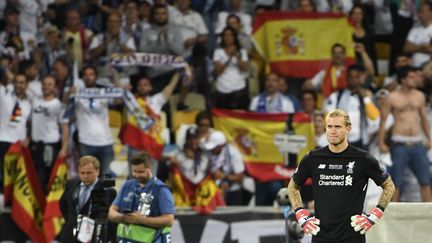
[0,73,31,193]
[171,0,208,58]
[30,75,69,192]
[202,130,248,205]
[250,73,295,113]
[404,2,432,67]
[72,66,115,174]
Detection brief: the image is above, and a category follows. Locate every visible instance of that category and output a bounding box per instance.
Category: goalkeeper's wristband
[295,207,309,225]
[367,207,383,224]
[295,207,320,236]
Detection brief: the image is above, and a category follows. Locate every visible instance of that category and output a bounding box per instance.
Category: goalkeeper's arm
[377,177,396,208]
[287,180,320,237]
[287,179,304,210]
[351,177,395,234]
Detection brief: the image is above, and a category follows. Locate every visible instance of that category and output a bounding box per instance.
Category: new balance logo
[345,175,353,186]
[318,164,326,169]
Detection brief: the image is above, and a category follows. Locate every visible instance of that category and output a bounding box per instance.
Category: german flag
[170,167,225,214]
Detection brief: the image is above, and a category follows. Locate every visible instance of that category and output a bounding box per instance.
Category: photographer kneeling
[108,152,175,243]
[59,156,116,243]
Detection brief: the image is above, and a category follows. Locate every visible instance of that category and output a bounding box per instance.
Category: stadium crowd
[1,0,432,217]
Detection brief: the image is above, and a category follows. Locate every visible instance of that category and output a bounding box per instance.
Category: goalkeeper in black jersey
[287,109,395,243]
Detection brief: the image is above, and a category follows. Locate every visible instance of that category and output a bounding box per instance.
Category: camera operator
[108,152,175,243]
[59,156,116,243]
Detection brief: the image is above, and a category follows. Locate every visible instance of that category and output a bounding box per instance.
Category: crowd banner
[212,109,315,182]
[110,52,193,82]
[43,157,68,242]
[75,87,155,131]
[252,11,355,78]
[170,167,225,215]
[110,52,188,68]
[4,144,46,242]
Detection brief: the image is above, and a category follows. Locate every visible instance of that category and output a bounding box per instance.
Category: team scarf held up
[64,52,191,131]
[75,87,155,131]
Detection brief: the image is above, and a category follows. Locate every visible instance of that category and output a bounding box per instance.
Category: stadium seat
[171,110,201,134]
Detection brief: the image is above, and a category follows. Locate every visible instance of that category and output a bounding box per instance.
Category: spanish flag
[253,11,355,78]
[5,144,46,242]
[170,167,225,214]
[212,109,315,182]
[119,97,164,160]
[3,143,21,204]
[43,157,68,242]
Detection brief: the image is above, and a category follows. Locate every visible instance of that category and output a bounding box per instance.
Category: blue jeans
[390,144,431,188]
[79,143,114,175]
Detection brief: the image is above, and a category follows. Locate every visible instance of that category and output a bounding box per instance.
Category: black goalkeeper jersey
[293,144,388,241]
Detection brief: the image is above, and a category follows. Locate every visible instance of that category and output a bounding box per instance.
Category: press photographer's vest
[116,179,171,243]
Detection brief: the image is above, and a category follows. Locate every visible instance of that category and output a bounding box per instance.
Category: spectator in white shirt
[30,75,68,192]
[213,26,250,110]
[72,65,115,175]
[0,73,31,193]
[202,130,248,205]
[404,2,432,67]
[171,0,209,58]
[250,73,295,113]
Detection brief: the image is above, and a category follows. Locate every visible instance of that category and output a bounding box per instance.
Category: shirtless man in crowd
[379,66,432,202]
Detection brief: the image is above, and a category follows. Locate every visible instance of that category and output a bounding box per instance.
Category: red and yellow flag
[170,167,225,214]
[43,157,68,242]
[253,11,355,78]
[5,144,46,242]
[119,97,164,160]
[212,109,315,182]
[3,143,21,204]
